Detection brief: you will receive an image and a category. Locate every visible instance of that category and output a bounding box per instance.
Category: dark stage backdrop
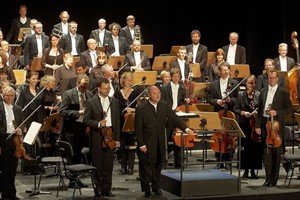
[1,0,300,76]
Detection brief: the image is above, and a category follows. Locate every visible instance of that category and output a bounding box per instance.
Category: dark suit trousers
[263,146,281,185]
[137,150,162,192]
[90,131,114,193]
[0,136,18,199]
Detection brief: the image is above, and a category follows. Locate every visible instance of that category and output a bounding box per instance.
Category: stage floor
[12,146,300,200]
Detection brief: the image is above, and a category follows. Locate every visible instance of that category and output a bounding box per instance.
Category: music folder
[18,28,31,42]
[30,57,42,71]
[191,63,201,78]
[192,83,210,99]
[108,55,125,70]
[170,45,182,56]
[122,113,135,132]
[23,121,43,145]
[152,56,176,71]
[132,71,157,85]
[140,44,154,58]
[230,64,250,78]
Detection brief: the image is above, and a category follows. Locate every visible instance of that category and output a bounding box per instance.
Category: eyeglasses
[246,82,255,85]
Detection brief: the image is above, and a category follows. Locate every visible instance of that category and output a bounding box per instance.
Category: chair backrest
[13,69,27,86]
[58,141,73,165]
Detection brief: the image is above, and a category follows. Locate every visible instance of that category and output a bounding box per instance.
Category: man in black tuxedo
[255,69,292,187]
[6,5,31,44]
[169,46,190,81]
[161,68,188,168]
[0,86,23,200]
[186,29,208,82]
[209,62,239,169]
[79,38,100,74]
[120,15,144,46]
[59,21,85,56]
[52,11,70,36]
[23,22,50,70]
[89,18,112,47]
[135,86,194,198]
[83,78,120,198]
[222,32,246,65]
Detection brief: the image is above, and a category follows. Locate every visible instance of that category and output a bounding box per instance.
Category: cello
[288,31,299,104]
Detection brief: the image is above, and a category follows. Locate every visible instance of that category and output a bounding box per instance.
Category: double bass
[288,31,300,104]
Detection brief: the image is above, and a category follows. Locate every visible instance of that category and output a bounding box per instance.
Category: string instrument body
[101,112,116,150]
[12,120,30,160]
[288,31,299,104]
[265,115,281,148]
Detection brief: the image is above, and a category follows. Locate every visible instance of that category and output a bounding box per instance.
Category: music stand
[207,52,216,65]
[191,63,201,78]
[71,56,80,68]
[108,56,125,70]
[141,44,153,58]
[221,117,245,193]
[193,103,214,112]
[277,71,290,91]
[23,121,51,197]
[95,46,105,52]
[230,64,250,78]
[30,57,42,71]
[170,45,182,56]
[18,28,31,42]
[122,113,135,132]
[132,71,157,86]
[151,56,176,71]
[192,82,210,100]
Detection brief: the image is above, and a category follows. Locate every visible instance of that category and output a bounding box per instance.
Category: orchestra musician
[41,34,65,76]
[135,86,194,198]
[209,62,239,169]
[23,21,50,71]
[89,18,112,48]
[123,40,151,72]
[208,48,226,82]
[256,58,284,91]
[105,22,130,57]
[156,70,171,91]
[54,53,76,96]
[83,77,120,198]
[79,38,100,75]
[6,5,31,45]
[90,51,108,83]
[233,75,262,179]
[255,69,292,187]
[0,51,17,84]
[120,15,144,46]
[115,72,139,175]
[161,68,189,168]
[222,32,246,65]
[0,86,23,200]
[169,46,190,81]
[0,40,19,70]
[16,71,43,175]
[52,11,70,36]
[100,64,119,97]
[273,43,295,72]
[185,29,208,82]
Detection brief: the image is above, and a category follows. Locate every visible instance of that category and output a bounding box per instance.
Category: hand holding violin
[99,119,107,127]
[268,109,277,117]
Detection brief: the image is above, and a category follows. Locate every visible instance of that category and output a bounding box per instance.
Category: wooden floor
[12,146,300,200]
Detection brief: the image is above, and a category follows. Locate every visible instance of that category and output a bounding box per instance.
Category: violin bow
[6,105,42,141]
[21,87,46,112]
[222,75,249,100]
[122,85,150,113]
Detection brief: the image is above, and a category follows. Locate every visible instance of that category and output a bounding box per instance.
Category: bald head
[148,86,161,103]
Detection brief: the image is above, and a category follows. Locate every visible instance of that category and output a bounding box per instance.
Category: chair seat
[284,154,300,160]
[41,156,65,163]
[66,164,96,172]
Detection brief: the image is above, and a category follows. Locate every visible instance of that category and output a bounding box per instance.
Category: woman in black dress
[115,71,139,175]
[233,75,263,179]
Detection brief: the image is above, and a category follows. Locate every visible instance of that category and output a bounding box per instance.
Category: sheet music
[23,121,43,145]
[176,111,199,117]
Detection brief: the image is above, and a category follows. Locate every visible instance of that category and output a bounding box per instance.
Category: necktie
[80,93,86,110]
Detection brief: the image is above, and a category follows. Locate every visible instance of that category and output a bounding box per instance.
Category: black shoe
[242,171,249,178]
[127,169,133,175]
[103,191,115,197]
[153,189,163,196]
[215,164,224,169]
[120,168,127,175]
[144,191,152,198]
[250,171,259,179]
[94,191,102,198]
[224,164,231,170]
[262,180,271,187]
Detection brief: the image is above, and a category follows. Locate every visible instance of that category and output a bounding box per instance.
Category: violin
[248,96,261,143]
[12,120,30,160]
[101,111,116,150]
[265,105,282,148]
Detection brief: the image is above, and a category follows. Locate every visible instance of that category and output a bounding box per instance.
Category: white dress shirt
[227,44,237,65]
[112,36,120,56]
[279,56,287,71]
[36,35,43,58]
[71,33,78,56]
[4,102,15,134]
[263,84,278,118]
[100,95,112,126]
[220,77,229,99]
[171,82,179,110]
